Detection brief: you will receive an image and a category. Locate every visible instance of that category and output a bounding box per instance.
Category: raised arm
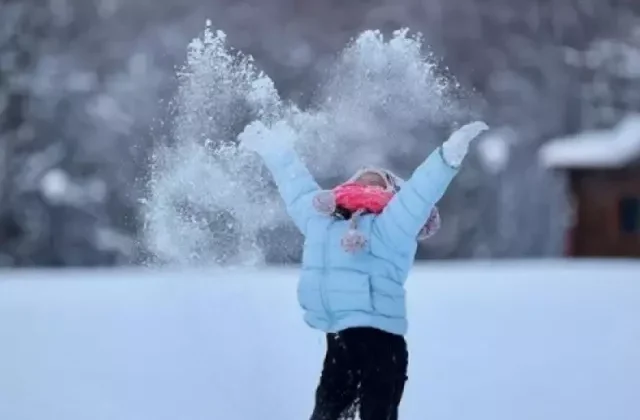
[239,120,321,235]
[372,122,488,253]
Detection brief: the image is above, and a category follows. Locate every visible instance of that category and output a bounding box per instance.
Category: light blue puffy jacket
[257,145,459,336]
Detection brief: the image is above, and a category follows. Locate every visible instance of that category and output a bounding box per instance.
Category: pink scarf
[334,183,394,213]
[313,183,441,252]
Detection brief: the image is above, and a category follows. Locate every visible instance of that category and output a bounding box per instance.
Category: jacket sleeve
[372,147,459,253]
[256,146,321,236]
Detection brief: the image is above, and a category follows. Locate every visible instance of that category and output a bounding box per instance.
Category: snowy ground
[1,261,639,420]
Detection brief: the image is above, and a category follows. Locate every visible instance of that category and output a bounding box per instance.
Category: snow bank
[539,114,640,168]
[1,261,639,420]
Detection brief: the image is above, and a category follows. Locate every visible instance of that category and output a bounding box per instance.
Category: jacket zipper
[320,224,332,327]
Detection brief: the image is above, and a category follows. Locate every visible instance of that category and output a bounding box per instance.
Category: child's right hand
[238,120,296,155]
[238,120,268,153]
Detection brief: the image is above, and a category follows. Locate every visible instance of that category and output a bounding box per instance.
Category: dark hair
[333,205,353,220]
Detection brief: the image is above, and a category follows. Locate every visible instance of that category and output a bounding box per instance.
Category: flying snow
[142,22,469,266]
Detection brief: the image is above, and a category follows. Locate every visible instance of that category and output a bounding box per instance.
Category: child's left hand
[441,121,489,167]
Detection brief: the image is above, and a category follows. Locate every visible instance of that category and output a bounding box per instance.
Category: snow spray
[142,20,466,266]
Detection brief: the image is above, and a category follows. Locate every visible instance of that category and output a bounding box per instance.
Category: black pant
[310,327,408,420]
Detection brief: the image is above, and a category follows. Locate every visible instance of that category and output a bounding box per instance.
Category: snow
[1,261,639,420]
[39,168,107,206]
[40,168,70,201]
[477,129,512,174]
[539,114,640,168]
[144,26,465,265]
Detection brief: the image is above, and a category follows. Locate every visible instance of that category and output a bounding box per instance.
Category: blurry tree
[0,0,179,265]
[0,0,638,266]
[0,0,42,265]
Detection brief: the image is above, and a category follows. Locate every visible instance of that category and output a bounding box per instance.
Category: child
[239,120,488,420]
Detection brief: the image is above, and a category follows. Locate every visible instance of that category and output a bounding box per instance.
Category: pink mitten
[312,190,337,215]
[417,207,441,241]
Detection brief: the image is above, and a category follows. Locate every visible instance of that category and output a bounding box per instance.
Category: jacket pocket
[297,273,323,312]
[326,271,374,313]
[369,276,406,318]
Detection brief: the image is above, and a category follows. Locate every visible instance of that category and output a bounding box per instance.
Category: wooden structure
[540,115,640,258]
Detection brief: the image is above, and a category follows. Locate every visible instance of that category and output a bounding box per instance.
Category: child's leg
[309,333,359,420]
[354,329,408,420]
